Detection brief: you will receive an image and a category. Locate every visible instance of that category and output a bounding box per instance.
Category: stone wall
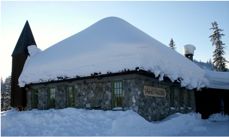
[26,73,195,121]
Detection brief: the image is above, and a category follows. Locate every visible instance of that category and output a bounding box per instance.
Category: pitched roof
[12,21,36,56]
[205,70,229,90]
[18,17,207,89]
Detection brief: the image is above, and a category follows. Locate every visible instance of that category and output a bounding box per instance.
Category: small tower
[11,21,36,110]
[184,44,196,61]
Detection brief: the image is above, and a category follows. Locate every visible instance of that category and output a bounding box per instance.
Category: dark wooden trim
[26,69,181,87]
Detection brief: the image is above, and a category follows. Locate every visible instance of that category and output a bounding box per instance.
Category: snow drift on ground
[19,17,207,89]
[1,108,229,136]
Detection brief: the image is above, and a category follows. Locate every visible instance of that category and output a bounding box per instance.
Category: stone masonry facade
[25,73,195,121]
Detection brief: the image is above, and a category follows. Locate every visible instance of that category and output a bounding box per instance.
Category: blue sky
[1,1,229,79]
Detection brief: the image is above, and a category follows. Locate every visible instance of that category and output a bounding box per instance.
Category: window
[67,86,75,107]
[31,90,38,108]
[179,90,184,107]
[170,88,175,107]
[50,88,55,99]
[112,81,124,108]
[114,81,124,97]
[187,91,192,107]
[49,88,56,108]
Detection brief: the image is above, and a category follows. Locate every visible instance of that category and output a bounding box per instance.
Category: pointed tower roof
[12,21,36,56]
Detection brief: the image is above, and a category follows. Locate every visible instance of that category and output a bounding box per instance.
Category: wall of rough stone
[26,73,195,121]
[137,81,171,121]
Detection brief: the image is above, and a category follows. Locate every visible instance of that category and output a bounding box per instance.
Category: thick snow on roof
[27,45,41,56]
[19,17,207,89]
[184,44,196,55]
[205,70,229,90]
[194,60,214,71]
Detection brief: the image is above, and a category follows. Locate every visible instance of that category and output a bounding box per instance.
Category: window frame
[48,88,56,108]
[113,81,124,97]
[170,87,175,107]
[31,90,38,108]
[67,86,75,107]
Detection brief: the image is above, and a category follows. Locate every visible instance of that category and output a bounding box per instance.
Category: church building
[11,17,229,121]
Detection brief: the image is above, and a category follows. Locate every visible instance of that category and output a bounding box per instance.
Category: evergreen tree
[209,21,227,71]
[1,77,4,92]
[1,76,11,111]
[4,76,11,93]
[169,38,176,50]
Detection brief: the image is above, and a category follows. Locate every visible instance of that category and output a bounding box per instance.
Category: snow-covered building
[11,17,228,121]
[184,46,229,119]
[195,70,229,119]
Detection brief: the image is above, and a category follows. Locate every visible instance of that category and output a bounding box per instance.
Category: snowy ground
[1,108,229,136]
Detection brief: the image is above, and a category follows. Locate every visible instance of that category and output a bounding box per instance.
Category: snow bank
[208,113,229,122]
[1,108,229,136]
[19,17,207,89]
